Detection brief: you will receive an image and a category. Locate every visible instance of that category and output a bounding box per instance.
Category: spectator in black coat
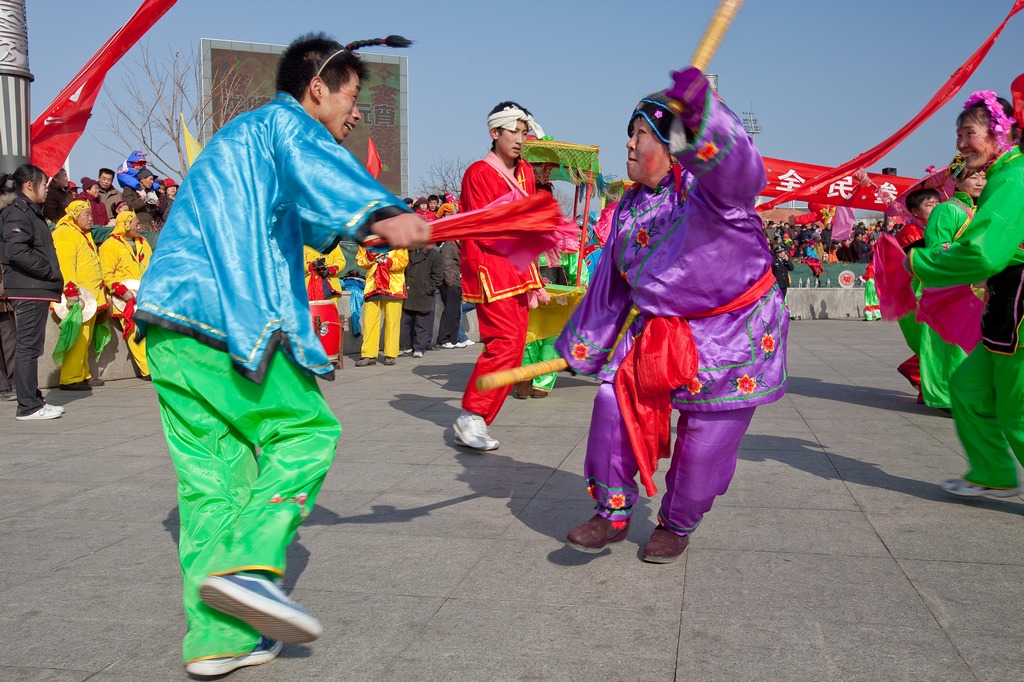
[42,168,74,223]
[401,244,443,358]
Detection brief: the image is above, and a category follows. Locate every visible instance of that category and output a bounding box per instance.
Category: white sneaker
[412,350,424,358]
[16,404,63,421]
[453,412,499,451]
[185,636,283,677]
[940,478,1022,498]
[398,348,412,356]
[462,339,476,347]
[46,403,65,415]
[441,342,456,349]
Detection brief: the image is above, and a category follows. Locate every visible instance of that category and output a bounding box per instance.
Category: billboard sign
[200,38,408,196]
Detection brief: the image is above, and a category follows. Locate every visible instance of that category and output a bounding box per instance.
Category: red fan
[873,233,917,321]
[363,192,572,272]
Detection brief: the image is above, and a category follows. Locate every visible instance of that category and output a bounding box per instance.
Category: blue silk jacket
[136,93,407,382]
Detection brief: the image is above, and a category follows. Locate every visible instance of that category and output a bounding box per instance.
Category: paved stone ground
[2,320,1022,681]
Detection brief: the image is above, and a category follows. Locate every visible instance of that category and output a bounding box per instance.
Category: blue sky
[24,0,1024,194]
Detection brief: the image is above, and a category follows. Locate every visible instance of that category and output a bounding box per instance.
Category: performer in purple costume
[556,67,788,563]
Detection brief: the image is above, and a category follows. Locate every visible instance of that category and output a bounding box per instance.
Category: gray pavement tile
[3,452,168,483]
[1,516,152,573]
[900,559,1024,632]
[54,528,180,580]
[683,549,935,627]
[318,460,425,493]
[943,630,1024,682]
[386,463,555,498]
[2,432,140,456]
[0,479,93,520]
[3,573,181,623]
[866,503,1024,564]
[280,533,489,597]
[724,448,860,507]
[696,507,889,557]
[31,481,178,522]
[0,618,170,671]
[0,668,94,681]
[310,492,528,540]
[451,537,687,610]
[819,455,964,506]
[380,598,679,682]
[248,591,446,681]
[675,616,973,682]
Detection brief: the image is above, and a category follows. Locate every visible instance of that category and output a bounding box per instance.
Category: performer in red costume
[453,101,546,451]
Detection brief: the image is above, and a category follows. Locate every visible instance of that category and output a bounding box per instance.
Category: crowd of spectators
[0,154,178,420]
[761,217,906,284]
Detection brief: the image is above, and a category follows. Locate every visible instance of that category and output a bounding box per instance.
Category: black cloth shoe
[641,525,690,563]
[354,357,377,367]
[59,381,92,391]
[565,514,630,553]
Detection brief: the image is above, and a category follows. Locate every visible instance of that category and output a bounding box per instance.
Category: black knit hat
[629,91,676,144]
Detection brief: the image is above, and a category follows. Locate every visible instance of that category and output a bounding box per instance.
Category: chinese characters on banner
[758,157,917,212]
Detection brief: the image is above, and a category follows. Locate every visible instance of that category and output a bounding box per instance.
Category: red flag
[30,0,178,176]
[759,0,1024,213]
[366,136,383,179]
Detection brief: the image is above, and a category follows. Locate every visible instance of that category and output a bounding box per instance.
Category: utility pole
[0,0,33,173]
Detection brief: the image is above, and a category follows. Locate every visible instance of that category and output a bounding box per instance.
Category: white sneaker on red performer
[453,412,499,451]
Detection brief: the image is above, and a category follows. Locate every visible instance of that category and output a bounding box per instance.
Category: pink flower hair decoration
[963,90,1017,152]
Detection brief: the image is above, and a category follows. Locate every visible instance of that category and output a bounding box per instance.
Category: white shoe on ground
[16,404,63,421]
[453,412,499,451]
[185,636,283,677]
[398,348,412,356]
[46,403,65,415]
[412,350,424,358]
[441,342,456,349]
[940,478,1022,498]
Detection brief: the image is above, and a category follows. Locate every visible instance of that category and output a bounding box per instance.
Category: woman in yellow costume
[302,244,346,298]
[354,245,408,366]
[52,200,108,389]
[99,210,153,378]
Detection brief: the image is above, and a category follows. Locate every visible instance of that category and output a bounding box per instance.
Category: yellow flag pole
[668,0,745,114]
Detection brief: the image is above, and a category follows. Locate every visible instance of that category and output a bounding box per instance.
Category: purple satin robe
[556,94,788,411]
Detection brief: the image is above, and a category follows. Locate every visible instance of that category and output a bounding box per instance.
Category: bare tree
[100,43,263,180]
[415,157,471,199]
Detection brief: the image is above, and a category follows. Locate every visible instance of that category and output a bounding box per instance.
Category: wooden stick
[475,358,569,392]
[667,0,745,115]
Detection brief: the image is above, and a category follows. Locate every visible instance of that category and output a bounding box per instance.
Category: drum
[310,300,342,363]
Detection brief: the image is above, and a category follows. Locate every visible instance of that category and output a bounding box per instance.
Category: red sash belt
[614,268,776,496]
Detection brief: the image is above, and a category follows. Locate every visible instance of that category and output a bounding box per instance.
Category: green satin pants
[950,344,1024,489]
[523,337,560,392]
[147,325,340,663]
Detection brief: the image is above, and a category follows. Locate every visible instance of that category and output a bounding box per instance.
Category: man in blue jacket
[135,32,426,677]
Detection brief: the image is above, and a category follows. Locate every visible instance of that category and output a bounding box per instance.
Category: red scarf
[615,269,776,496]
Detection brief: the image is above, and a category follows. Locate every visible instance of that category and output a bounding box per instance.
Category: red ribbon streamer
[759,0,1024,213]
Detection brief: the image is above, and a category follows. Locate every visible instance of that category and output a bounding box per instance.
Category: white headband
[486,107,545,140]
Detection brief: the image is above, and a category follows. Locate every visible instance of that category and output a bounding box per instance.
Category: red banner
[30,0,177,176]
[758,0,1024,212]
[759,157,918,211]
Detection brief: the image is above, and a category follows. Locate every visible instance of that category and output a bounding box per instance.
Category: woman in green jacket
[909,90,1024,497]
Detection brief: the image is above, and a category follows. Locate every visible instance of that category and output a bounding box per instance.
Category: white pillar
[0,0,33,173]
